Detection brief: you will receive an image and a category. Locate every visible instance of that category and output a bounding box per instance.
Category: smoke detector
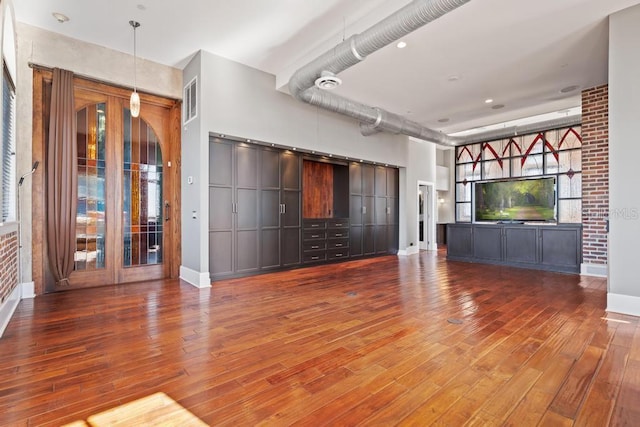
[315,71,342,90]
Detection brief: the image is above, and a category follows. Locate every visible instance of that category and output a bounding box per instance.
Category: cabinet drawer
[328,249,349,260]
[303,230,326,241]
[327,229,349,239]
[303,241,326,251]
[303,219,327,230]
[327,239,349,250]
[327,219,349,229]
[303,251,327,263]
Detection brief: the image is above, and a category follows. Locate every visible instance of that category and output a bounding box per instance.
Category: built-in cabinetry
[302,218,349,263]
[349,163,399,257]
[259,148,302,270]
[209,140,260,279]
[209,137,399,280]
[447,223,582,273]
[209,138,301,280]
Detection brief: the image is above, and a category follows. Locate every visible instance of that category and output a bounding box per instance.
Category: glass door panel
[123,108,163,268]
[75,103,107,271]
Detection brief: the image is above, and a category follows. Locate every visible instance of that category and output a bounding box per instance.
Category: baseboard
[21,282,35,299]
[581,263,608,278]
[0,284,21,338]
[180,266,211,288]
[397,246,420,256]
[607,293,640,317]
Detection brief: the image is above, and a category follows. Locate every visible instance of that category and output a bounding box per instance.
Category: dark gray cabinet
[302,218,349,263]
[210,139,301,280]
[209,139,259,279]
[259,148,301,270]
[349,163,398,258]
[447,223,582,273]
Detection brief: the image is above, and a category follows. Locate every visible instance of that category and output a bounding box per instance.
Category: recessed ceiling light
[485,99,494,104]
[438,118,450,123]
[560,85,580,93]
[447,75,461,82]
[491,104,505,110]
[396,41,407,49]
[292,147,297,151]
[137,4,147,11]
[52,12,69,23]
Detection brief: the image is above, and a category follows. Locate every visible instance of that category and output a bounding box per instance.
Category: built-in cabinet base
[447,223,582,274]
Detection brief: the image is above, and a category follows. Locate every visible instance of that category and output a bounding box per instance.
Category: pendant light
[129,20,141,117]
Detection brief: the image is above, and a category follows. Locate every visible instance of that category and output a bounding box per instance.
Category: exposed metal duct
[288,0,582,146]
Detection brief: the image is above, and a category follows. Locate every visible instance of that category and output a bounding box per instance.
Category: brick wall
[581,85,609,266]
[0,231,19,304]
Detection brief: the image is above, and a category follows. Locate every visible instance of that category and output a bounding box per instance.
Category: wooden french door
[32,70,181,293]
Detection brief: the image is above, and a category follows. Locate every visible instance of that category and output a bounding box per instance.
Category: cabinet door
[282,190,300,228]
[350,226,363,257]
[363,196,375,225]
[375,166,387,196]
[540,228,580,269]
[209,140,233,186]
[387,168,398,198]
[260,190,281,269]
[447,225,474,258]
[362,164,375,196]
[349,162,362,194]
[504,227,537,264]
[375,197,388,225]
[281,151,300,190]
[375,225,388,254]
[473,226,502,261]
[363,225,375,255]
[281,227,301,266]
[260,149,280,188]
[350,195,363,226]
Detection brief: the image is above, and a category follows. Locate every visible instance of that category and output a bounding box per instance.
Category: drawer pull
[335,233,343,237]
[335,244,342,247]
[334,223,342,227]
[311,256,319,260]
[311,224,320,228]
[335,254,343,257]
[311,245,319,249]
[311,234,320,238]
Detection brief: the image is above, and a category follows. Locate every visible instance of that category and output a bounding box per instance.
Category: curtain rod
[28,62,180,102]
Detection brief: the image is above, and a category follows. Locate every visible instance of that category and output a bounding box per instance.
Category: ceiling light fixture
[438,118,450,123]
[314,71,342,90]
[491,104,505,110]
[396,41,407,49]
[52,12,69,23]
[560,85,580,93]
[485,98,494,104]
[129,20,141,118]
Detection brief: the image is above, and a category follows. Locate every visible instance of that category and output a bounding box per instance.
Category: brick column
[581,85,609,275]
[0,231,19,304]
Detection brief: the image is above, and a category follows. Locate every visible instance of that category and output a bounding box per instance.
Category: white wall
[608,3,640,316]
[15,24,182,288]
[181,50,438,281]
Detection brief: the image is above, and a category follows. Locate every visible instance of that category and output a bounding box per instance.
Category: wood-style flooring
[1,251,639,426]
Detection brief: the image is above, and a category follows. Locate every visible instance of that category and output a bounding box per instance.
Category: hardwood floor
[1,251,639,426]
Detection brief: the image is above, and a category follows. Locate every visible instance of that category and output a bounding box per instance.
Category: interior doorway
[31,69,182,294]
[418,182,435,251]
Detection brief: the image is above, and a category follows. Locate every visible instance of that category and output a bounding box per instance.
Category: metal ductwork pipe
[288,0,581,146]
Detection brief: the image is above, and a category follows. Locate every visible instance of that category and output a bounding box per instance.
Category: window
[454,126,582,223]
[1,63,16,222]
[183,76,197,124]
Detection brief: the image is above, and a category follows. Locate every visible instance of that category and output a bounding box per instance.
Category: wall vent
[183,76,197,124]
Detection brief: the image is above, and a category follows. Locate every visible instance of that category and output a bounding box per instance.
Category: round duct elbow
[315,71,342,90]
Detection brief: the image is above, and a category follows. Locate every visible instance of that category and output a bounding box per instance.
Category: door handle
[164,201,170,221]
[363,206,367,214]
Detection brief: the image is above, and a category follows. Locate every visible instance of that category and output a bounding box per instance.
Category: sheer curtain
[47,68,77,286]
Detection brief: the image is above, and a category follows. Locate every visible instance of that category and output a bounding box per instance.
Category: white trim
[581,263,608,278]
[398,246,420,256]
[0,283,20,337]
[180,265,211,288]
[20,281,35,299]
[607,293,640,317]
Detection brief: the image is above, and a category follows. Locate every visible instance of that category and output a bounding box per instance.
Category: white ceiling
[14,0,640,133]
